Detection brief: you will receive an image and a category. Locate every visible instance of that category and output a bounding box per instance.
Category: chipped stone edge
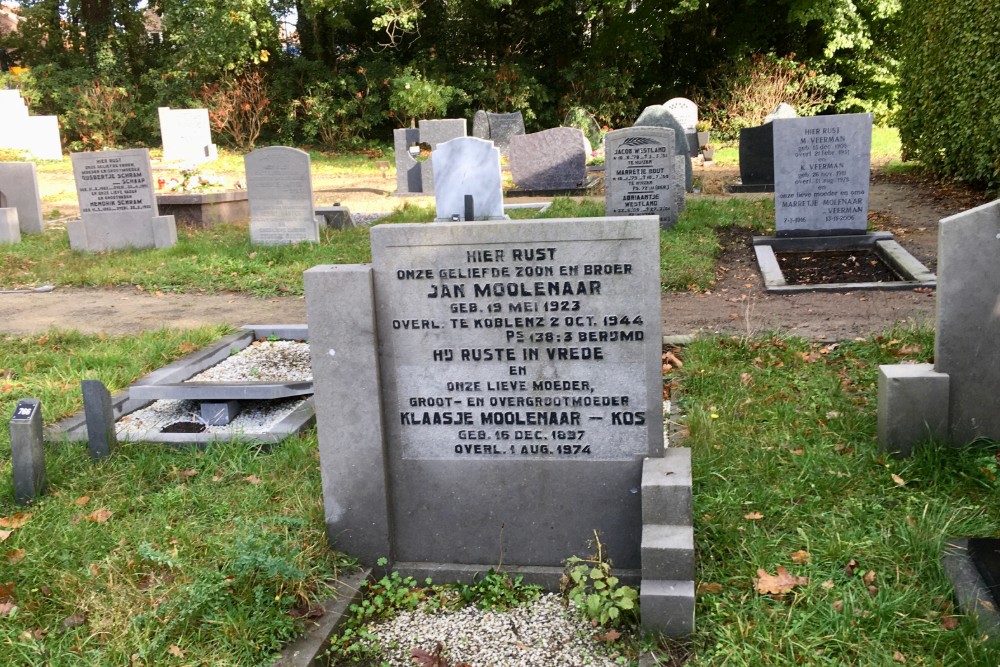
[271,569,371,667]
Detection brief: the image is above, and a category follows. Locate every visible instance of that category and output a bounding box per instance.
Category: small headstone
[663,98,699,156]
[604,126,678,227]
[158,107,218,163]
[431,137,504,220]
[245,146,319,245]
[472,110,490,140]
[82,380,117,460]
[23,116,62,160]
[9,398,45,505]
[765,103,798,123]
[772,113,873,236]
[674,155,687,214]
[0,162,45,234]
[315,205,354,230]
[486,112,525,153]
[0,90,62,161]
[737,123,775,189]
[509,127,589,191]
[394,127,423,194]
[633,105,693,192]
[563,107,603,149]
[69,148,177,251]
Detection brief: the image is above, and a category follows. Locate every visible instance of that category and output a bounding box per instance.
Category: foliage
[560,533,639,628]
[61,80,137,151]
[292,62,391,148]
[454,61,550,126]
[200,68,271,150]
[897,0,1000,189]
[389,66,465,127]
[456,569,542,610]
[699,53,838,142]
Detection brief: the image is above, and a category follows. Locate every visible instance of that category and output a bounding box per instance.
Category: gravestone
[394,120,467,195]
[633,105,693,192]
[82,380,116,460]
[9,398,45,505]
[674,155,687,214]
[245,146,319,245]
[418,118,467,149]
[0,90,62,161]
[431,137,504,220]
[563,107,603,150]
[0,206,19,244]
[509,127,589,191]
[663,98,699,156]
[604,127,678,227]
[158,107,218,163]
[878,200,1000,454]
[734,123,775,192]
[472,110,489,140]
[471,111,525,155]
[765,103,798,123]
[69,148,177,251]
[23,116,62,160]
[772,113,873,236]
[0,162,45,234]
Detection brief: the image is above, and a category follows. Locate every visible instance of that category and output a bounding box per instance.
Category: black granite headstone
[732,123,775,193]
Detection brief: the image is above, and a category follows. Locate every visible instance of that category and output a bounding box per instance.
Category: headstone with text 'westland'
[158,107,218,163]
[604,127,678,227]
[69,149,177,251]
[509,127,590,191]
[306,216,665,576]
[431,137,504,220]
[773,113,873,236]
[0,163,45,234]
[245,146,319,245]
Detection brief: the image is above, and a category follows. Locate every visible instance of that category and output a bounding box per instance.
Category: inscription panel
[605,127,676,224]
[71,149,157,219]
[371,217,662,462]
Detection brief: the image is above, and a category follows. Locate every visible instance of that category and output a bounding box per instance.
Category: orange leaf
[245,475,262,485]
[0,513,32,529]
[893,650,906,663]
[86,509,113,523]
[168,644,185,658]
[941,615,959,630]
[6,549,25,564]
[863,570,877,586]
[697,582,723,595]
[820,579,835,591]
[790,550,811,564]
[754,566,808,596]
[744,512,763,520]
[178,469,198,478]
[594,628,621,643]
[0,601,15,616]
[73,495,90,506]
[891,473,906,486]
[844,559,859,576]
[0,530,11,543]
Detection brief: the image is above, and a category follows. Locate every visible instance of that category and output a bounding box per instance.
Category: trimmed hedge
[898,0,1000,189]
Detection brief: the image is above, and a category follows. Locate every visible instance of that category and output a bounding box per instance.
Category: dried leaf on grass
[891,473,906,487]
[6,549,25,564]
[0,530,12,543]
[893,650,906,663]
[0,601,15,616]
[86,509,113,523]
[744,512,764,521]
[0,513,32,529]
[697,582,723,595]
[594,629,621,643]
[941,615,959,630]
[245,475,263,485]
[754,566,809,596]
[73,495,90,506]
[790,550,811,563]
[167,645,185,658]
[61,613,87,630]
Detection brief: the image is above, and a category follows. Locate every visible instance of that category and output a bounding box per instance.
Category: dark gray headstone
[633,105,693,192]
[394,128,422,194]
[9,398,45,505]
[315,206,354,230]
[487,112,525,152]
[82,380,117,460]
[738,123,775,187]
[417,118,467,150]
[509,127,589,190]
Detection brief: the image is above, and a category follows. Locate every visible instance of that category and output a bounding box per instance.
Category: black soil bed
[776,249,903,285]
[160,421,207,433]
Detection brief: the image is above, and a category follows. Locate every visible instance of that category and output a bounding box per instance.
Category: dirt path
[1,166,985,340]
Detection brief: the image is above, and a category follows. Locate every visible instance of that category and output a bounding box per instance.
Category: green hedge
[898,0,1000,189]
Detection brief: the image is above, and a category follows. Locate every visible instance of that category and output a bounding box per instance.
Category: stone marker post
[82,380,117,459]
[9,398,45,505]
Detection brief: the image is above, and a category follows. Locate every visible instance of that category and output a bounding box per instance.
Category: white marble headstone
[663,98,698,132]
[158,107,218,163]
[431,137,504,220]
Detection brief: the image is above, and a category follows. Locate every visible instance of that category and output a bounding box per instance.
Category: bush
[389,67,465,127]
[699,53,837,142]
[454,61,551,127]
[296,65,390,149]
[200,68,271,150]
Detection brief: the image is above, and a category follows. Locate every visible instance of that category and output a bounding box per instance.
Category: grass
[0,328,352,665]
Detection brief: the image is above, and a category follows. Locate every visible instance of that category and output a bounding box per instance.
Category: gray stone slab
[765,103,798,123]
[245,146,319,245]
[773,113,873,236]
[633,105,693,192]
[641,524,695,580]
[0,208,19,244]
[9,398,45,505]
[158,107,218,163]
[417,118,467,150]
[315,206,353,230]
[674,155,687,215]
[877,364,949,457]
[82,380,117,459]
[367,216,663,571]
[640,579,695,637]
[641,449,692,526]
[935,200,1000,444]
[509,127,589,190]
[738,123,775,188]
[241,324,308,341]
[942,538,1000,639]
[0,163,44,234]
[431,137,504,220]
[605,127,677,227]
[304,265,393,565]
[129,381,313,401]
[393,128,423,194]
[487,112,525,153]
[200,400,242,426]
[471,110,489,140]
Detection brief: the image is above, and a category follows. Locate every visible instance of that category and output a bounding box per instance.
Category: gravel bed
[186,340,311,383]
[351,594,620,667]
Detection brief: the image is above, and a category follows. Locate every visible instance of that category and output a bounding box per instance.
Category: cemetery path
[3,168,984,341]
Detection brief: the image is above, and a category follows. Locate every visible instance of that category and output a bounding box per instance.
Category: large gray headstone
[509,127,589,190]
[305,215,664,579]
[431,137,504,220]
[633,105,693,192]
[417,118,467,150]
[82,380,116,460]
[605,127,678,227]
[487,112,525,152]
[245,146,319,245]
[394,128,423,194]
[158,107,218,163]
[472,110,490,140]
[0,163,44,234]
[773,113,873,237]
[69,148,177,251]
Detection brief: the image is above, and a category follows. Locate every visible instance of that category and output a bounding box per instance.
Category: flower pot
[702,149,715,161]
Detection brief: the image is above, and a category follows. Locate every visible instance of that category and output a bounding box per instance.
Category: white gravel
[186,340,311,383]
[351,594,621,667]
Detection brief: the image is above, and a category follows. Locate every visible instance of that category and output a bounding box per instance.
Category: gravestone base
[0,208,20,244]
[315,206,354,230]
[156,191,249,227]
[753,232,936,294]
[942,538,1000,639]
[67,215,177,252]
[877,364,949,457]
[727,182,774,194]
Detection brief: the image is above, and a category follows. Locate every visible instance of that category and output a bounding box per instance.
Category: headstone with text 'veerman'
[69,148,177,251]
[305,216,664,579]
[245,146,319,245]
[773,113,872,237]
[605,127,678,227]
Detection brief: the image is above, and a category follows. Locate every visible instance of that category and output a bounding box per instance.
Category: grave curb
[942,538,1000,640]
[271,569,370,667]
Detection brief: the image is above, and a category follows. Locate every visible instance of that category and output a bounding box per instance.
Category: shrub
[295,66,390,149]
[389,66,465,127]
[200,68,271,150]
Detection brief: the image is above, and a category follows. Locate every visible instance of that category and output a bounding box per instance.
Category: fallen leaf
[744,512,764,520]
[740,372,752,386]
[844,559,859,576]
[288,603,324,619]
[89,563,100,577]
[411,644,447,667]
[868,585,879,596]
[821,579,835,591]
[594,628,621,642]
[245,475,262,485]
[941,615,959,630]
[0,530,11,543]
[0,601,15,616]
[697,582,723,595]
[831,600,844,612]
[790,448,805,455]
[61,613,87,630]
[211,475,223,482]
[167,645,184,658]
[0,513,32,529]
[891,473,906,486]
[863,570,877,586]
[893,650,906,663]
[7,549,25,564]
[86,509,113,523]
[754,566,809,596]
[177,342,199,354]
[73,495,90,506]
[178,469,198,478]
[790,550,811,564]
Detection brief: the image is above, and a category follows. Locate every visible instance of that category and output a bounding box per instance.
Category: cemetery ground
[1,143,999,665]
